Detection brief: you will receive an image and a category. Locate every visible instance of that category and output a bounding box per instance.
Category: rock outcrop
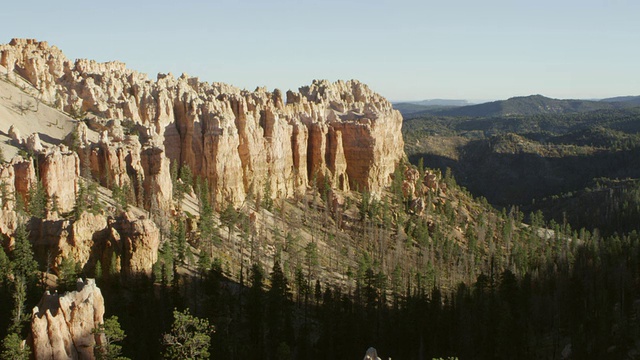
[38,146,80,214]
[1,39,404,207]
[400,164,446,215]
[363,347,382,360]
[30,278,105,360]
[0,156,36,245]
[109,211,160,275]
[30,211,160,276]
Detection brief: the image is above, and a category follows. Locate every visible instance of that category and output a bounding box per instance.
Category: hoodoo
[0,39,404,208]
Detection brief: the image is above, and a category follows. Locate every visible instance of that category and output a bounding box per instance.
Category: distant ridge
[393,99,469,116]
[411,99,470,107]
[600,95,640,105]
[401,94,640,118]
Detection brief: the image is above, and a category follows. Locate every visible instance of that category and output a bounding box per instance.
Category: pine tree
[74,180,88,218]
[57,257,78,292]
[0,180,11,208]
[10,223,38,280]
[197,251,211,277]
[172,219,187,264]
[162,308,213,360]
[1,333,30,360]
[92,316,129,360]
[9,276,28,334]
[27,180,47,218]
[0,246,10,282]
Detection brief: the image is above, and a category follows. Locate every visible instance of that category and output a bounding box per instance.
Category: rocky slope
[0,38,404,208]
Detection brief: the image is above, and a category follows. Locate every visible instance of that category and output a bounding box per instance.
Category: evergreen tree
[172,219,187,264]
[1,333,30,360]
[196,251,211,277]
[92,316,129,360]
[0,246,10,282]
[57,257,78,292]
[9,276,28,334]
[162,308,213,360]
[27,180,47,218]
[74,181,88,218]
[10,223,38,280]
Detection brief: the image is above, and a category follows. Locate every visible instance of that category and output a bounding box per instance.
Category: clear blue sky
[2,0,639,101]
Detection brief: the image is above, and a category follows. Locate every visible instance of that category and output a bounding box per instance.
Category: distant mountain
[411,99,471,107]
[429,95,634,118]
[601,95,640,105]
[393,99,470,117]
[393,102,457,116]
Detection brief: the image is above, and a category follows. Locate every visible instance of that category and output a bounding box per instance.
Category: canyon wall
[1,38,404,207]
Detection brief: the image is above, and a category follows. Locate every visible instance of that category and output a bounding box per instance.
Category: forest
[1,90,640,359]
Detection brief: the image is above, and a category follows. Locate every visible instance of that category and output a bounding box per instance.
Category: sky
[2,0,639,102]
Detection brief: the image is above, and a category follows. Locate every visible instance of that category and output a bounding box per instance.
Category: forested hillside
[404,107,640,234]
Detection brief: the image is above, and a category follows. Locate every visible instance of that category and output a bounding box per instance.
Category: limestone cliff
[29,278,105,360]
[1,39,404,207]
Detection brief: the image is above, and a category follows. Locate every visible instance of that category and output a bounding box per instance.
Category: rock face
[38,146,80,214]
[30,278,105,360]
[0,156,37,245]
[30,211,160,276]
[1,39,404,207]
[110,211,160,275]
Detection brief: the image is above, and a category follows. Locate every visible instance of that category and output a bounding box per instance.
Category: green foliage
[57,257,79,292]
[75,180,103,218]
[390,162,406,205]
[10,223,38,280]
[171,218,187,264]
[111,183,130,213]
[92,316,129,360]
[170,162,182,202]
[0,246,10,281]
[69,123,81,152]
[162,308,213,360]
[304,242,319,277]
[197,251,211,276]
[179,166,193,190]
[9,276,28,334]
[155,242,174,286]
[1,333,30,360]
[120,119,139,137]
[27,180,47,218]
[262,178,274,212]
[0,180,11,207]
[49,194,60,215]
[198,184,219,253]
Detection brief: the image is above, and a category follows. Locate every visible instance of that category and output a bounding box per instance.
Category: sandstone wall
[1,39,404,207]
